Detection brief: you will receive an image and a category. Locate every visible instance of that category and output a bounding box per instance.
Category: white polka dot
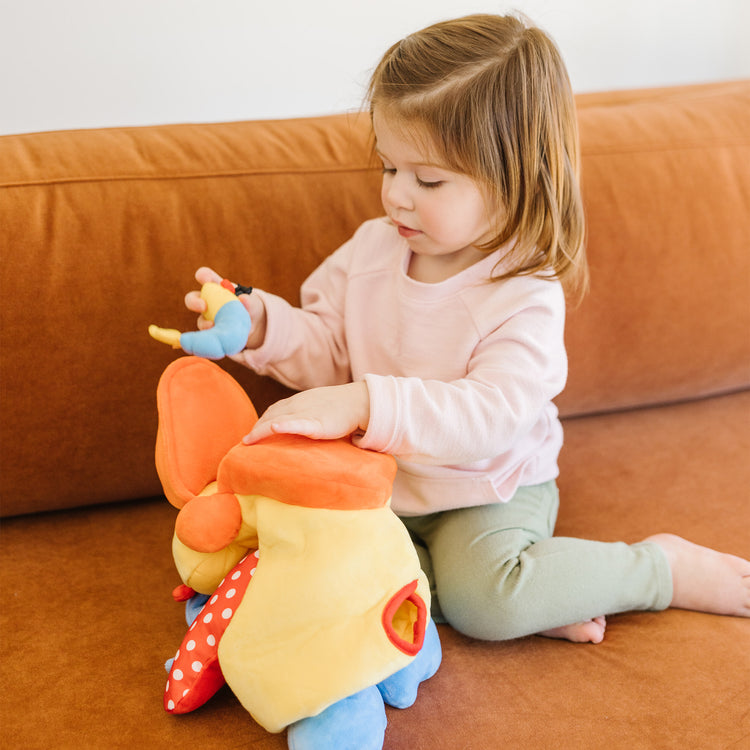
[254,549,260,558]
[210,595,219,605]
[186,640,196,651]
[192,661,203,673]
[231,570,242,580]
[165,680,170,692]
[173,669,183,681]
[174,649,180,660]
[189,620,197,631]
[182,689,190,697]
[221,607,233,619]
[250,567,257,576]
[225,588,236,599]
[207,634,216,647]
[167,699,175,711]
[203,612,213,624]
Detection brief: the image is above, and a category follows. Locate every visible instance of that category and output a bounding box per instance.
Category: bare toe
[539,616,607,644]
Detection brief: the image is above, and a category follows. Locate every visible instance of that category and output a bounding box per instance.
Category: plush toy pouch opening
[383,580,426,656]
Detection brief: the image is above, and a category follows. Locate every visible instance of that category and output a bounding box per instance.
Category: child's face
[373,110,494,281]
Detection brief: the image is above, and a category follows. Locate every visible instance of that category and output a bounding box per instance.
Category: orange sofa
[2,81,748,749]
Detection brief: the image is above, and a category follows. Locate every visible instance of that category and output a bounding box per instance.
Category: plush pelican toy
[156,357,441,750]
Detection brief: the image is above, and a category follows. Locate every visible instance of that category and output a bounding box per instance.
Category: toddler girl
[186,14,750,643]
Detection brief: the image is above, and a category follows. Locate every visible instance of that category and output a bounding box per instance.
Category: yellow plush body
[174,496,429,732]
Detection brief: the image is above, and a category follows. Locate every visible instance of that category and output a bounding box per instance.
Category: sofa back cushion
[1,82,748,516]
[0,115,383,516]
[559,81,750,416]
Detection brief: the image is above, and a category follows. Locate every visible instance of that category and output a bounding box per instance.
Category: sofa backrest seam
[0,164,380,191]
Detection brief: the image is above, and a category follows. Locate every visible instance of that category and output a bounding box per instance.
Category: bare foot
[645,533,750,617]
[539,616,607,644]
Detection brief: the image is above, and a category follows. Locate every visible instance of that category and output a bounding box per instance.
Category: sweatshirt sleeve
[235,239,354,391]
[357,282,567,465]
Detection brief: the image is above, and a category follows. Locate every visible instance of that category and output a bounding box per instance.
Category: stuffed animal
[155,356,441,750]
[149,280,252,359]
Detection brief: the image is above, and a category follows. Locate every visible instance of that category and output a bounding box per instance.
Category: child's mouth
[396,223,421,239]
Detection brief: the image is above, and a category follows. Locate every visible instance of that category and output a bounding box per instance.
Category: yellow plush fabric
[218,499,429,732]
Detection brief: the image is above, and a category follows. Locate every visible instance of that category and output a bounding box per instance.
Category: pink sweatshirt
[239,218,567,516]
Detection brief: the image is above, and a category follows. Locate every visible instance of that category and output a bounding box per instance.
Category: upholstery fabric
[561,81,750,415]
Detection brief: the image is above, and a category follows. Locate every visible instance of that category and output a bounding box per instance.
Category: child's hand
[185,267,267,349]
[243,382,370,444]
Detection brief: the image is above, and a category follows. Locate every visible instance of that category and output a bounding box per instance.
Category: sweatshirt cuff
[357,373,400,454]
[232,289,289,372]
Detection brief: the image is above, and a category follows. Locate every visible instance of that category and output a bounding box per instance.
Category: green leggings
[400,481,673,640]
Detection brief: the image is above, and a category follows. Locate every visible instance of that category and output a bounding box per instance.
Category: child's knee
[437,584,531,641]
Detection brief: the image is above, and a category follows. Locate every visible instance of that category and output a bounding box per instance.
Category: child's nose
[382,174,413,211]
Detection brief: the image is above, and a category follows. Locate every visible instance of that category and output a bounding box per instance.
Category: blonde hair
[367,13,588,296]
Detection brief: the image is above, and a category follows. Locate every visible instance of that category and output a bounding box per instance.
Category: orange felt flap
[217,434,397,510]
[155,357,258,508]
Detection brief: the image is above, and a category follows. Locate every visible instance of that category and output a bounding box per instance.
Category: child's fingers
[242,414,277,444]
[270,419,323,438]
[184,290,215,331]
[243,418,323,445]
[184,290,206,313]
[195,266,223,284]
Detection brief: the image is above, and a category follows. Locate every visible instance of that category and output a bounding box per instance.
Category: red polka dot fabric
[164,549,259,714]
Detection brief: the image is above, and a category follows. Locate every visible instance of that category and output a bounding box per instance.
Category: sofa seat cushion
[1,388,748,748]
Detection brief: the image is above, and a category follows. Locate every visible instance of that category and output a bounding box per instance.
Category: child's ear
[155,357,258,508]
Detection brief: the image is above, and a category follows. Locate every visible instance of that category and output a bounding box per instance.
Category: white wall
[1,0,748,135]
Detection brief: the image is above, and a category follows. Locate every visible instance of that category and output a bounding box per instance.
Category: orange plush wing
[155,357,258,509]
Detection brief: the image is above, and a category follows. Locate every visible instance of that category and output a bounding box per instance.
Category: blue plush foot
[377,618,442,709]
[287,685,386,750]
[185,592,210,626]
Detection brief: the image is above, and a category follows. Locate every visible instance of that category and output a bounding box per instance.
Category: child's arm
[244,279,565,461]
[242,297,565,460]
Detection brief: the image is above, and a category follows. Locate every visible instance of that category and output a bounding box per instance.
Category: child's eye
[381,167,396,176]
[417,177,443,189]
